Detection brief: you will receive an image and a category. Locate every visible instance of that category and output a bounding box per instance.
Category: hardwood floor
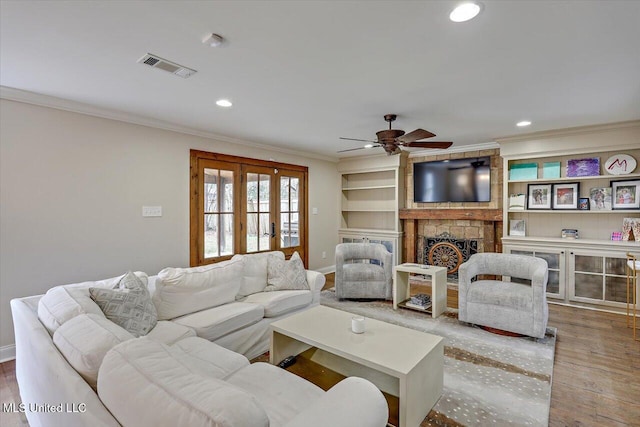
[1,273,638,426]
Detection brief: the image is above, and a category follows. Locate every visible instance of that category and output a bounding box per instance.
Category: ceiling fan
[339,114,453,155]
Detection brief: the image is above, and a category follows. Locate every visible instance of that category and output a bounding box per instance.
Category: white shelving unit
[338,153,406,265]
[498,121,640,312]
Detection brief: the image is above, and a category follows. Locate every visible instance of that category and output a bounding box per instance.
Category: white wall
[0,99,340,349]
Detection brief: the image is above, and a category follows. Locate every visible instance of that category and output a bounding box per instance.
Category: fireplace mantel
[401,209,503,263]
[399,209,502,221]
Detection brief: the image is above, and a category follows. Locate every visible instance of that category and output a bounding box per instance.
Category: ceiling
[1,1,639,160]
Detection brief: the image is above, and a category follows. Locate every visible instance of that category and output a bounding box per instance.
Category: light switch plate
[142,206,162,217]
[312,207,318,215]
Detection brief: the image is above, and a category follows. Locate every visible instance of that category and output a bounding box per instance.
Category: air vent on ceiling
[137,53,197,79]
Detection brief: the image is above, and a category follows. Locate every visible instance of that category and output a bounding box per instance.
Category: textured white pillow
[89,272,158,337]
[37,271,149,334]
[53,313,134,389]
[265,252,309,291]
[153,258,244,320]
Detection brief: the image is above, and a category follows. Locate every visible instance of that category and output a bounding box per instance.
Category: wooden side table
[393,263,448,318]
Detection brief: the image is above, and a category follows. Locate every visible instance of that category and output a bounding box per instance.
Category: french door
[190,150,307,266]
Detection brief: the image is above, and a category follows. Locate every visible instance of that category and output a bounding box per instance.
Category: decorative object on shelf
[552,182,580,210]
[622,218,640,241]
[566,157,600,177]
[612,232,623,241]
[527,183,552,209]
[605,154,637,175]
[509,219,526,236]
[508,194,526,210]
[612,179,640,210]
[561,229,579,239]
[578,198,590,210]
[542,161,561,179]
[509,163,538,180]
[589,187,613,211]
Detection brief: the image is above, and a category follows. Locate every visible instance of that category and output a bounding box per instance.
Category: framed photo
[578,198,590,210]
[611,179,640,210]
[567,158,600,177]
[589,187,612,211]
[552,183,579,209]
[509,219,526,236]
[527,184,552,210]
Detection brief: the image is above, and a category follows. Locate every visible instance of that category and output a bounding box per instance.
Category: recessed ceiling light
[216,99,232,107]
[450,2,482,22]
[364,144,374,149]
[203,33,225,47]
[517,120,532,127]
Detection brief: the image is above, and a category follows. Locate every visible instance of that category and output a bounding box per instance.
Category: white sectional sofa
[11,251,389,427]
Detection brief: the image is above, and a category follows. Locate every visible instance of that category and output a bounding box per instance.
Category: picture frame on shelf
[589,187,612,211]
[509,219,526,236]
[552,182,579,210]
[508,194,526,210]
[566,158,600,177]
[605,154,637,175]
[611,179,640,210]
[578,198,590,210]
[527,183,552,210]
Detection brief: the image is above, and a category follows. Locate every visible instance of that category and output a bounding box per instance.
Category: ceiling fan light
[364,143,374,148]
[517,120,532,127]
[216,99,233,107]
[450,2,481,22]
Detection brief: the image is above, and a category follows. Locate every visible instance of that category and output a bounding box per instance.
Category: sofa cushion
[53,313,134,389]
[98,338,269,427]
[172,337,249,380]
[89,272,158,337]
[242,290,312,318]
[265,251,309,291]
[343,263,386,283]
[37,272,149,334]
[468,280,533,310]
[171,302,264,341]
[153,258,244,320]
[226,362,323,426]
[233,251,285,298]
[146,321,196,345]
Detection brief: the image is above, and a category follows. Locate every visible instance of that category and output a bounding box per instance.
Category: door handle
[271,222,276,238]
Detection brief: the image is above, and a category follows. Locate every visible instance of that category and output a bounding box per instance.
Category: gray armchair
[458,252,549,338]
[335,243,393,300]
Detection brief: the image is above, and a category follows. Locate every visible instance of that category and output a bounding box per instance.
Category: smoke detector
[137,54,197,79]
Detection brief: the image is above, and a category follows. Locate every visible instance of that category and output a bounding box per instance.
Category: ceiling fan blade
[397,128,436,143]
[403,141,453,149]
[337,146,369,153]
[339,137,379,143]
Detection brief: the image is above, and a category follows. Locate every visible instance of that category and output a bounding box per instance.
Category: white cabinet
[338,153,406,265]
[504,243,566,299]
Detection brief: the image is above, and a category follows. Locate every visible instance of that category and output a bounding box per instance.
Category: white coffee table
[270,305,444,427]
[393,263,448,318]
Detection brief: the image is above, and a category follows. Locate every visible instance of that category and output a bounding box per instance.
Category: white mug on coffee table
[351,316,365,334]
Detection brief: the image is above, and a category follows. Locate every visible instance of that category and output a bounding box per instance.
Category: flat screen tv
[413,156,491,203]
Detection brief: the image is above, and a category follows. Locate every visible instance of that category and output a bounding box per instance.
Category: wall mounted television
[413,156,491,203]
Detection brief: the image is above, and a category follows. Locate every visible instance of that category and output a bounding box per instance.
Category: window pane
[290,177,299,211]
[547,270,560,294]
[537,252,559,270]
[204,169,218,213]
[575,255,603,273]
[259,174,270,212]
[246,213,258,252]
[605,257,626,276]
[512,250,533,256]
[220,214,233,256]
[220,170,233,213]
[281,177,290,211]
[259,213,271,251]
[281,213,290,247]
[204,213,219,258]
[247,173,258,213]
[605,276,626,302]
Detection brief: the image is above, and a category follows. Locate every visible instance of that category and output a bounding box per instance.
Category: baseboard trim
[318,265,336,275]
[0,344,16,363]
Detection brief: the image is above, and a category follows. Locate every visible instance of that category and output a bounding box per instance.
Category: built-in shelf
[342,185,396,191]
[341,208,396,212]
[507,172,640,184]
[507,209,637,214]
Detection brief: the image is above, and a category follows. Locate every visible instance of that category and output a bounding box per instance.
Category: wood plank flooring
[1,273,639,426]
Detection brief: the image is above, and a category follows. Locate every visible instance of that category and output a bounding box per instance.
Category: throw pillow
[265,251,309,291]
[89,272,158,337]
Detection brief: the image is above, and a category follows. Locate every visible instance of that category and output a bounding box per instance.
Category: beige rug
[320,290,556,427]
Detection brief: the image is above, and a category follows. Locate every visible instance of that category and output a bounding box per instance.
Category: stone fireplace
[417,232,478,280]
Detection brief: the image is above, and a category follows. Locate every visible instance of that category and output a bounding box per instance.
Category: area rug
[320,290,556,427]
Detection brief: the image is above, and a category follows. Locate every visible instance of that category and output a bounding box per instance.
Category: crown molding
[495,120,640,144]
[0,86,337,163]
[408,141,499,158]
